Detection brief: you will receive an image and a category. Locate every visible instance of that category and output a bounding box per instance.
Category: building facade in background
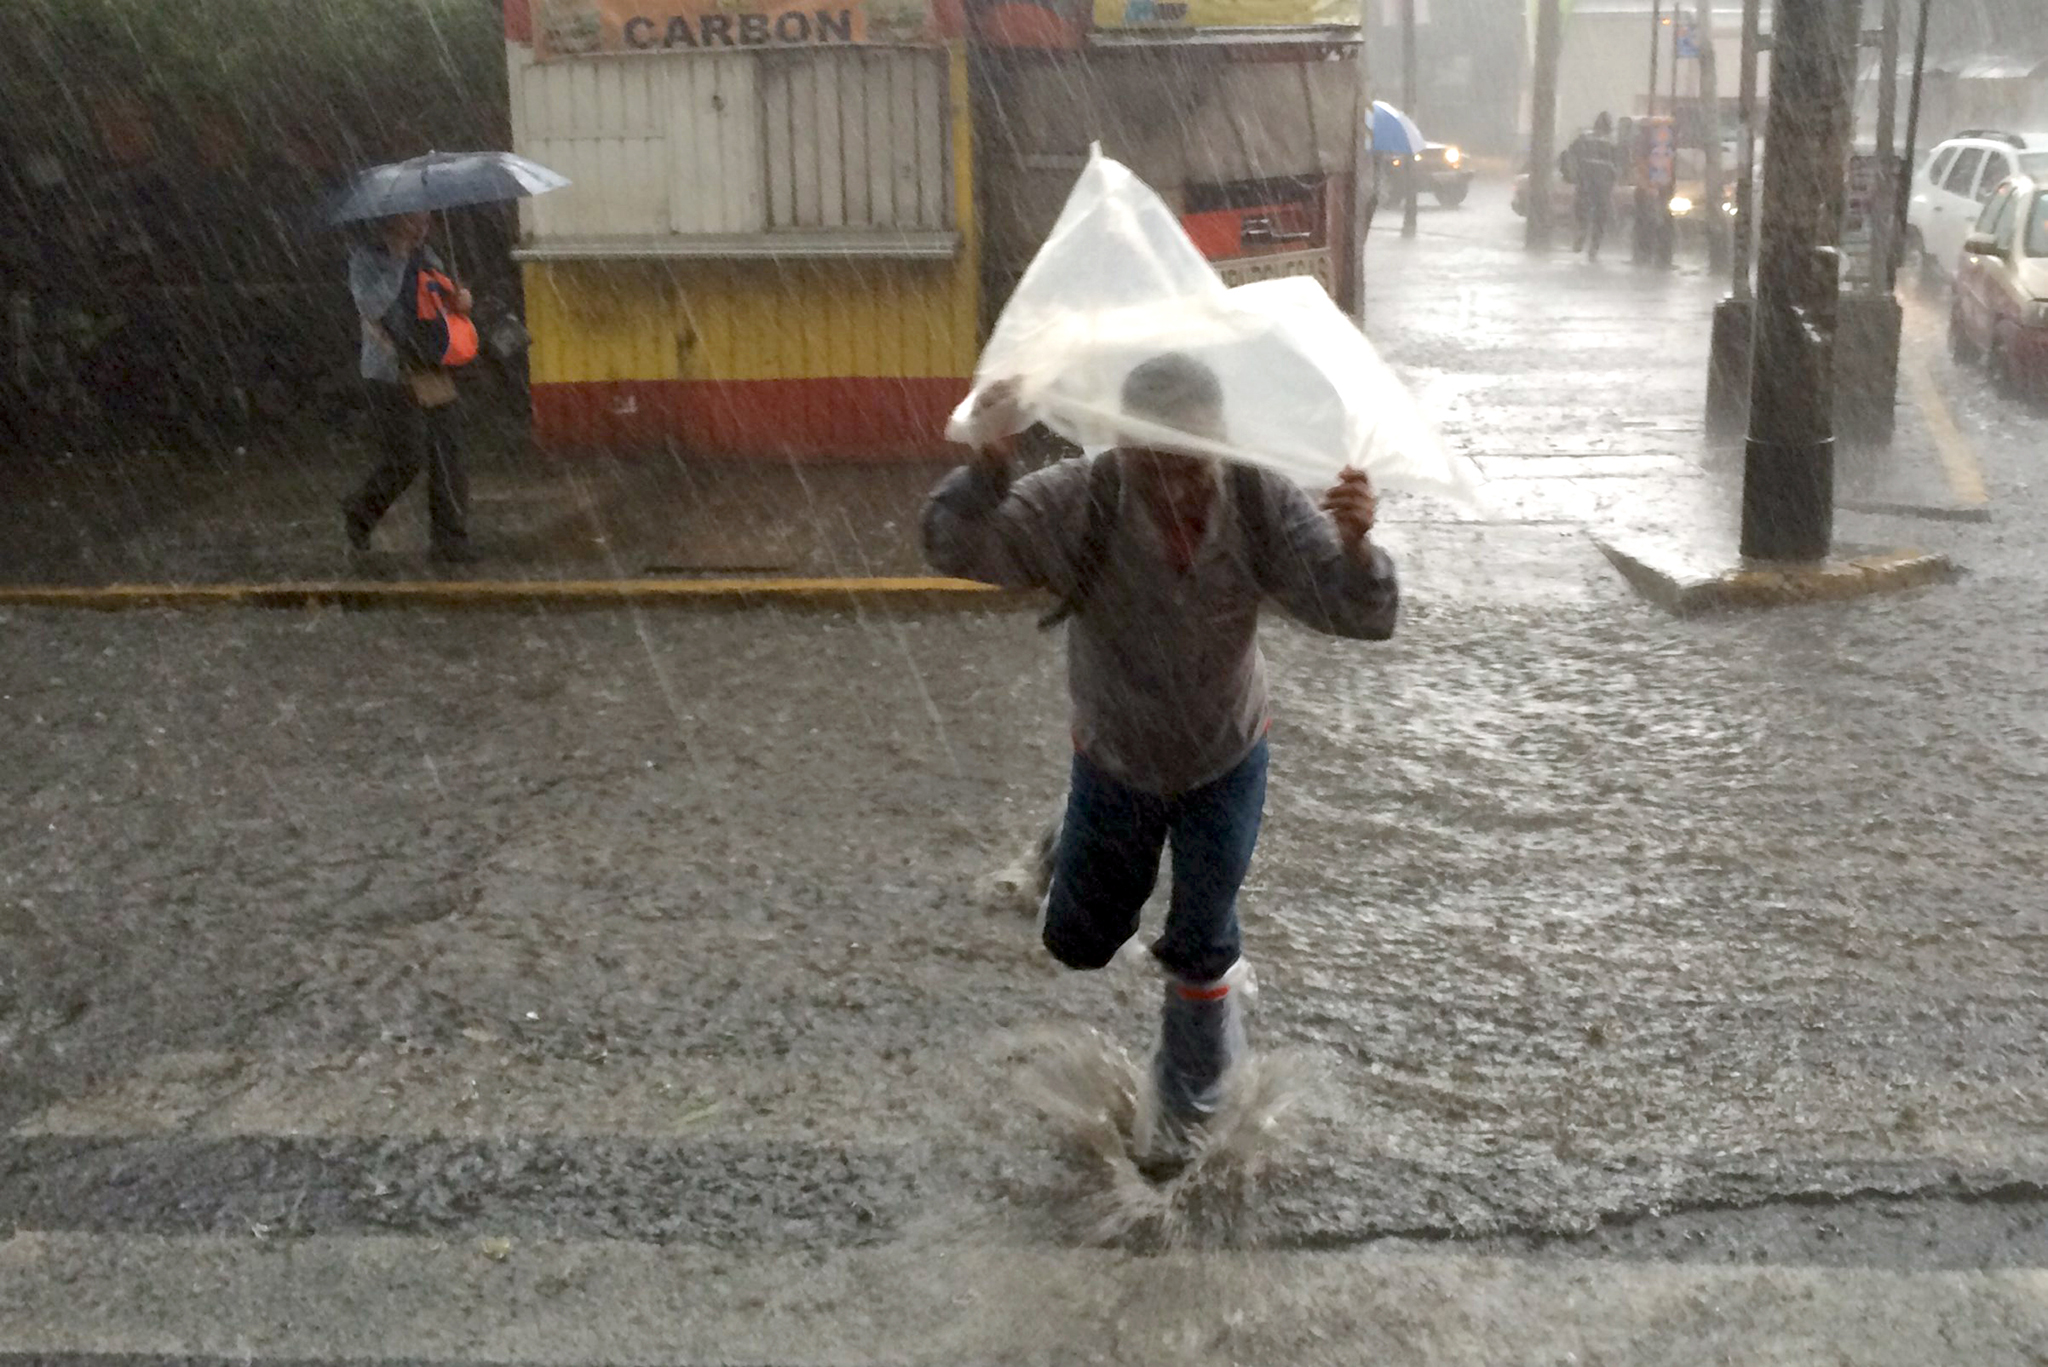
[506,0,1369,458]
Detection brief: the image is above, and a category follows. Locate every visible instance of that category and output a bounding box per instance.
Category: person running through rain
[342,211,474,561]
[922,353,1399,1173]
[1562,112,1622,259]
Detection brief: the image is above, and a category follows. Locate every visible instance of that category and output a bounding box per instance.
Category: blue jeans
[1042,738,1268,984]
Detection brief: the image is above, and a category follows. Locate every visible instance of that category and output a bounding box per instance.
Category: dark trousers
[1042,738,1268,984]
[347,382,467,548]
[1575,184,1612,256]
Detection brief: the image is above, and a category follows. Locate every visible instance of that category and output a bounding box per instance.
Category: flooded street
[8,175,2048,1361]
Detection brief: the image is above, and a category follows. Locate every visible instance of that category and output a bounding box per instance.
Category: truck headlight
[1444,145,1463,167]
[1668,195,1693,215]
[2025,300,2048,329]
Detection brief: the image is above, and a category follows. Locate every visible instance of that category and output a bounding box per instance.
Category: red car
[1950,173,2048,399]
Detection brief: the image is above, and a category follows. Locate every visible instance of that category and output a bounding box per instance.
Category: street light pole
[1647,0,1662,120]
[1896,0,1934,257]
[1527,0,1564,251]
[1732,0,1760,297]
[1700,0,1730,274]
[1872,0,1900,290]
[1634,0,1663,263]
[1401,0,1419,238]
[1739,0,1853,562]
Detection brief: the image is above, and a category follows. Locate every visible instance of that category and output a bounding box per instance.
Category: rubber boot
[1137,961,1251,1175]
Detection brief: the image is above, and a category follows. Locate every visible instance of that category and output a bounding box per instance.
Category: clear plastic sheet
[947,148,1483,506]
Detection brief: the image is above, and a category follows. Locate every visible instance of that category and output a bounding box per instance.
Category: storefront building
[505,0,1365,457]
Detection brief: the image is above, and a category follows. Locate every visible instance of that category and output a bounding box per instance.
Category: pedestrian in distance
[342,211,478,562]
[922,353,1399,1174]
[1562,112,1622,260]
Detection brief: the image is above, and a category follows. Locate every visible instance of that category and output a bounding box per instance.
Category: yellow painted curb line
[1905,361,1990,508]
[0,577,1039,614]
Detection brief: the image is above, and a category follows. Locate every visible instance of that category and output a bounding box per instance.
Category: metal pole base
[1835,295,1903,448]
[1741,437,1835,562]
[1705,297,1753,442]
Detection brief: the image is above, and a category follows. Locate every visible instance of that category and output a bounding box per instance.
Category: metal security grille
[512,48,952,245]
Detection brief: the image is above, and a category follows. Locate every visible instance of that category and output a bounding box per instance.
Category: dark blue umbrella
[1370,102,1426,158]
[325,150,569,225]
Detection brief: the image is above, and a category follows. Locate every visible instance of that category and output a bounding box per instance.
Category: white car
[1907,130,2048,287]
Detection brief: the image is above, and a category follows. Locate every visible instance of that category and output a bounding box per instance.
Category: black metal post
[1401,0,1419,238]
[1527,0,1564,250]
[1647,0,1662,119]
[1733,0,1760,295]
[1700,0,1730,273]
[1872,0,1900,288]
[1660,4,1680,266]
[1635,0,1664,262]
[1740,0,1853,561]
[1895,0,1933,250]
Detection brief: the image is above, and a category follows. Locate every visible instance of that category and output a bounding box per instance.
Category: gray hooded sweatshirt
[922,456,1399,796]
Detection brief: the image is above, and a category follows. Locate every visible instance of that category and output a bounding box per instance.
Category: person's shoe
[1572,234,1586,253]
[1136,961,1250,1179]
[343,507,373,553]
[429,540,479,565]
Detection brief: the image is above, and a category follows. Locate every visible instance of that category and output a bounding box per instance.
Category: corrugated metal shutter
[668,55,766,234]
[761,50,952,231]
[517,56,674,238]
[512,49,951,243]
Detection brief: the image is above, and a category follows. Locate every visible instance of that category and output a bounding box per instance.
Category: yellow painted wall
[523,43,979,390]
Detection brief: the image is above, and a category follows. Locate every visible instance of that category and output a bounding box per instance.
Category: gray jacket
[349,244,445,384]
[922,456,1398,795]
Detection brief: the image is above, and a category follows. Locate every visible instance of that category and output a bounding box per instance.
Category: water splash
[1013,1026,1310,1250]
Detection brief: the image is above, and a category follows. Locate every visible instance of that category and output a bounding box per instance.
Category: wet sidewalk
[0,175,1981,593]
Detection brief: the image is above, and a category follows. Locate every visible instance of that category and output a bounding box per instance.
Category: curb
[0,576,1038,614]
[1595,536,1959,615]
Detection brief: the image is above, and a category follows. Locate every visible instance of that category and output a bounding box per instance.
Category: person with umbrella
[331,151,568,561]
[341,209,473,560]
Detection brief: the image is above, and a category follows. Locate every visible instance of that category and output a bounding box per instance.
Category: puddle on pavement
[1013,1026,1311,1250]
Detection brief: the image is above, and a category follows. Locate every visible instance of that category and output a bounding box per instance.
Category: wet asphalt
[5,179,2048,1343]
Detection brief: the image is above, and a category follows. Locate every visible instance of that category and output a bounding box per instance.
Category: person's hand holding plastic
[1320,467,1378,559]
[967,377,1024,472]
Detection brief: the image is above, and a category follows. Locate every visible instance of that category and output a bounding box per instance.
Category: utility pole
[1701,0,1759,438]
[1668,3,1680,115]
[1527,0,1564,250]
[1732,0,1760,295]
[1634,0,1662,263]
[1896,0,1933,256]
[1739,0,1853,561]
[1401,0,1419,238]
[1351,0,1372,322]
[1699,0,1729,273]
[1659,4,1679,266]
[1646,0,1662,119]
[1871,0,1900,289]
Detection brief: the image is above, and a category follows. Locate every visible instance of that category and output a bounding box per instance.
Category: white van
[1907,131,2048,287]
